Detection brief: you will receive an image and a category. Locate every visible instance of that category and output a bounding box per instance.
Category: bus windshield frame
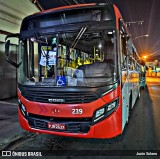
[18,28,119,88]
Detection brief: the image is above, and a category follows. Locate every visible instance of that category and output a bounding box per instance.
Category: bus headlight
[18,99,28,117]
[95,107,105,118]
[93,98,119,124]
[107,101,116,111]
[21,104,26,115]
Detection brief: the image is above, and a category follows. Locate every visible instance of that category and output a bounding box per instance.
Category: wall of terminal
[0,0,39,99]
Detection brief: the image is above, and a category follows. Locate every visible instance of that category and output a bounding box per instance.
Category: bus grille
[27,114,91,133]
[23,90,99,104]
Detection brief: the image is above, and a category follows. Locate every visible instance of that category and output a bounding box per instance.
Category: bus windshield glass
[18,29,118,87]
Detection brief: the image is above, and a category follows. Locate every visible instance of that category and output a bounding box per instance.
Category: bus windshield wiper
[64,26,87,67]
[71,26,87,49]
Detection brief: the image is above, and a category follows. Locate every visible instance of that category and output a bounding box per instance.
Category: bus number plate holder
[47,122,66,130]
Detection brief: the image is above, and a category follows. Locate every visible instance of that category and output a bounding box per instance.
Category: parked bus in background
[5,3,141,139]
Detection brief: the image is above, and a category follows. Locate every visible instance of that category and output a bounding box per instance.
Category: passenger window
[119,19,128,69]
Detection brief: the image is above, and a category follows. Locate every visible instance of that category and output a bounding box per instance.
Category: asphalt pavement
[0,101,25,150]
[0,77,160,159]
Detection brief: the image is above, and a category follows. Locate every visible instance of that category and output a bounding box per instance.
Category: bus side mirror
[5,40,10,57]
[5,33,21,68]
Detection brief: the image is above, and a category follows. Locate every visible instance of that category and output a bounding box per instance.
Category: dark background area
[37,0,160,61]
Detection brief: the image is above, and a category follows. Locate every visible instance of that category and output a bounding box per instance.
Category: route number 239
[72,109,83,114]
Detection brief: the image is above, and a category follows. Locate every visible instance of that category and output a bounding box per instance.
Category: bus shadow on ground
[43,85,157,149]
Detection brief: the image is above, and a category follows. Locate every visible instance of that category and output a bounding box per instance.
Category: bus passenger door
[122,67,129,128]
[122,65,129,129]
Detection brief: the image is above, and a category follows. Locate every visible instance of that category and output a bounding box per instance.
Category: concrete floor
[0,77,160,158]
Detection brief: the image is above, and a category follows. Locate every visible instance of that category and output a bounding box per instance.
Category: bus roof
[20,3,116,38]
[34,3,97,15]
[25,3,116,20]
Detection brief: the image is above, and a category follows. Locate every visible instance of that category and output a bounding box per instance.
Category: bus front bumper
[18,107,122,139]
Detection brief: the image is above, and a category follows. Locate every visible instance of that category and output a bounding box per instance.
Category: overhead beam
[31,0,44,11]
[0,29,13,35]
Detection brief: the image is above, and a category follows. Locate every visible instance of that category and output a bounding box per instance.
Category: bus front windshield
[18,30,118,87]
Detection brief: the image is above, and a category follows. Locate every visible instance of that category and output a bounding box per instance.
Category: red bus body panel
[18,86,122,138]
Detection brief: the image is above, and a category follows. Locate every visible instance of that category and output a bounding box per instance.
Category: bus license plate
[47,122,66,130]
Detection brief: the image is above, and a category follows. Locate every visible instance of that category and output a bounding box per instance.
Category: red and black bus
[5,3,141,138]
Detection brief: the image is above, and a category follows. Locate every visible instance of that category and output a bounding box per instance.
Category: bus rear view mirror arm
[5,33,19,41]
[6,58,22,68]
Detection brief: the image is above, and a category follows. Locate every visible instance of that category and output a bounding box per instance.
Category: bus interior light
[98,43,102,48]
[108,31,113,35]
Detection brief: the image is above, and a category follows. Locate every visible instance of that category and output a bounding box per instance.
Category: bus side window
[119,20,127,69]
[128,56,134,70]
[120,35,127,69]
